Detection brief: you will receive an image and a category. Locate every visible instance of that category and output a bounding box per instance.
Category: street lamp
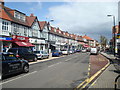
[47,19,54,54]
[107,15,116,56]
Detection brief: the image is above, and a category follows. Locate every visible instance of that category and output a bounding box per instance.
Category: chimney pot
[30,13,34,17]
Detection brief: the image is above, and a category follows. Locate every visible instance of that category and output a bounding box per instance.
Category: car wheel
[23,65,29,73]
[34,57,37,61]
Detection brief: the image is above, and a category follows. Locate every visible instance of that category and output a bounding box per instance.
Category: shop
[55,42,61,50]
[12,35,34,50]
[29,38,47,52]
[0,37,12,52]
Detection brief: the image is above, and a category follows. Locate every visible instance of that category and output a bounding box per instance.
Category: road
[1,52,90,88]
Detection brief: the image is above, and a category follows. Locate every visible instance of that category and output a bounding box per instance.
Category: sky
[5,0,119,42]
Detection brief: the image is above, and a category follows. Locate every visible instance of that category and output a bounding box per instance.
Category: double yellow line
[75,60,110,89]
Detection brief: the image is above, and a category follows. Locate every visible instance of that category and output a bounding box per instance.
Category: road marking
[48,62,62,68]
[0,71,37,85]
[82,61,110,88]
[76,58,110,89]
[65,56,78,62]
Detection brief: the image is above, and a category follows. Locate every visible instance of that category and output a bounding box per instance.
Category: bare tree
[100,35,108,48]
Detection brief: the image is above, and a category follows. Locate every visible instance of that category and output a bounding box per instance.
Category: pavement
[89,52,120,89]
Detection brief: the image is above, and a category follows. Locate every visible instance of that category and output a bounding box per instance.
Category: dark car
[76,49,81,52]
[8,48,37,61]
[0,52,29,78]
[52,50,62,57]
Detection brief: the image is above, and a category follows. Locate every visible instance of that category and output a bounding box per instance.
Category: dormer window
[14,10,26,22]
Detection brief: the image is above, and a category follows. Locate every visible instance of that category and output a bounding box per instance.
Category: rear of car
[8,48,37,61]
[69,50,73,54]
[34,51,42,59]
[61,50,69,55]
[1,52,29,78]
[52,50,62,56]
[90,48,98,55]
[34,51,49,59]
[81,49,86,53]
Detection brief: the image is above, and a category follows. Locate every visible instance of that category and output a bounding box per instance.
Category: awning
[51,44,57,47]
[83,44,90,48]
[14,42,35,47]
[79,42,85,45]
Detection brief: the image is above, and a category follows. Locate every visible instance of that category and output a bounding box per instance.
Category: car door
[4,54,22,74]
[2,54,9,76]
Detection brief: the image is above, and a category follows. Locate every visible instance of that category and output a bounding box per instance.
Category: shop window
[2,21,8,31]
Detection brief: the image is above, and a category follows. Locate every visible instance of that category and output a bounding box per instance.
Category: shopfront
[0,37,12,52]
[12,35,34,49]
[29,38,47,51]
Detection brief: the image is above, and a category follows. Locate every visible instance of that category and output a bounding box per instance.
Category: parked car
[68,50,73,54]
[34,51,49,59]
[81,49,87,53]
[52,50,62,56]
[90,48,98,55]
[61,50,69,55]
[8,48,38,61]
[76,49,81,52]
[1,52,29,78]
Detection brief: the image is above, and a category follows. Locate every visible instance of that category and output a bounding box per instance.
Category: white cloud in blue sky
[46,2,118,40]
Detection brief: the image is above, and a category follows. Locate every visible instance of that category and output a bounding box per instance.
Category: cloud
[31,2,42,13]
[47,2,118,41]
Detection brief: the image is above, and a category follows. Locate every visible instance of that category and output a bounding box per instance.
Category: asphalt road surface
[1,52,90,88]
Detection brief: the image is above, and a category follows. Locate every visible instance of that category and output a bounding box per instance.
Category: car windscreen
[2,54,17,61]
[8,49,17,53]
[34,51,40,53]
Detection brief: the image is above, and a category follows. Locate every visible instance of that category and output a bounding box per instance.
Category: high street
[1,53,90,88]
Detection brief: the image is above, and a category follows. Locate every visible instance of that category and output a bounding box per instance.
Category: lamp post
[107,15,116,56]
[47,19,54,54]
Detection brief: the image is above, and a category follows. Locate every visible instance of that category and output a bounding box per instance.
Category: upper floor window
[14,11,25,22]
[2,21,8,31]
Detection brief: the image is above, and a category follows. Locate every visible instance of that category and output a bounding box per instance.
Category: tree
[100,35,108,48]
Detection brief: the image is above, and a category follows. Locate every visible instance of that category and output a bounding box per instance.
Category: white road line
[0,71,37,85]
[65,56,78,61]
[48,62,62,68]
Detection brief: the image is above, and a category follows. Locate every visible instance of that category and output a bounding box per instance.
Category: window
[2,21,8,31]
[24,27,27,36]
[13,24,20,35]
[3,54,17,61]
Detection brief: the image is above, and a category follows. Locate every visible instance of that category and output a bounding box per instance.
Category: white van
[90,48,98,55]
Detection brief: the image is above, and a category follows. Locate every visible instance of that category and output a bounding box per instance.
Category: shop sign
[116,35,120,39]
[0,37,12,41]
[12,35,29,42]
[29,38,45,44]
[37,40,45,44]
[116,39,120,43]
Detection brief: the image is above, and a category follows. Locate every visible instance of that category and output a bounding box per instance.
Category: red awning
[83,44,90,47]
[14,42,35,47]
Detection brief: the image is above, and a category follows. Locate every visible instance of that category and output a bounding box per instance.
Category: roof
[82,35,94,41]
[39,21,47,30]
[0,6,37,27]
[0,9,12,21]
[26,15,36,26]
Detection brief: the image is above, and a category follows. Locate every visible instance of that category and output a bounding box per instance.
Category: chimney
[30,13,34,17]
[0,0,4,9]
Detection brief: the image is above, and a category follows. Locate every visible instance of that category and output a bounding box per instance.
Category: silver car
[34,51,49,59]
